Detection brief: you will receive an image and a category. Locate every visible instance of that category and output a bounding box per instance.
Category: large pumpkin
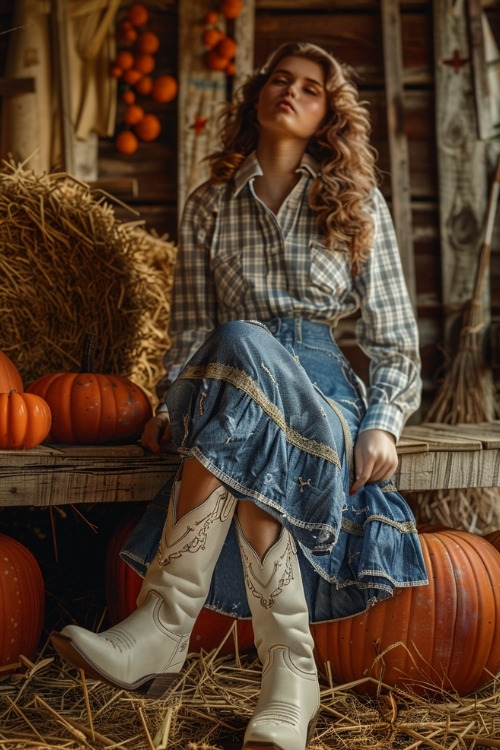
[0,390,52,449]
[485,529,500,551]
[105,511,254,655]
[312,529,500,696]
[27,334,152,444]
[0,534,45,671]
[0,350,23,393]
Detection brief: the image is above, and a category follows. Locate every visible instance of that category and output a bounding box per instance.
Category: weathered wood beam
[50,0,75,174]
[467,0,493,141]
[433,0,490,347]
[381,0,417,310]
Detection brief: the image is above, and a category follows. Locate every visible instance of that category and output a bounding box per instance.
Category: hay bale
[0,160,177,405]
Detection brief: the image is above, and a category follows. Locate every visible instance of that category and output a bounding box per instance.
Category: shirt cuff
[358,403,405,443]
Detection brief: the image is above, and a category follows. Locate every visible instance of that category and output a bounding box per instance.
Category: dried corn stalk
[0,160,177,405]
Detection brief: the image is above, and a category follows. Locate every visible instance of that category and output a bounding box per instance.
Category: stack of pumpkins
[0,338,153,672]
[0,334,153,450]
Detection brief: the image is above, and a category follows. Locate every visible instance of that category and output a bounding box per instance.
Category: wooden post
[433,0,490,350]
[50,0,75,174]
[467,0,493,142]
[0,0,52,172]
[381,0,417,311]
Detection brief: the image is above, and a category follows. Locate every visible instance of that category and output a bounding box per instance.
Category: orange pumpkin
[105,511,255,655]
[151,75,178,104]
[134,113,161,142]
[136,31,160,55]
[26,334,152,444]
[0,534,45,671]
[128,2,149,27]
[115,50,135,73]
[135,75,153,96]
[133,53,155,75]
[123,104,145,126]
[0,390,52,449]
[312,529,500,696]
[486,529,500,551]
[115,130,139,155]
[220,0,243,19]
[0,350,24,393]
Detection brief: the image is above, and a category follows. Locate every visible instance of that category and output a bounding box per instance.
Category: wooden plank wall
[1,0,499,419]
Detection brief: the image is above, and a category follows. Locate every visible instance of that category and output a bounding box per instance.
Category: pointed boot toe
[51,593,189,696]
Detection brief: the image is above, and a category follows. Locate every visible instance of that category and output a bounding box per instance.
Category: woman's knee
[217,320,271,344]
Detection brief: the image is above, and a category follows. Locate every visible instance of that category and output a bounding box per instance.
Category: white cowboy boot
[51,482,237,697]
[236,517,320,750]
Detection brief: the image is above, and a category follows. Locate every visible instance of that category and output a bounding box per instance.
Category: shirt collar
[232,151,319,197]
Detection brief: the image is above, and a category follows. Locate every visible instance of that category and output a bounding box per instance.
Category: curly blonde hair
[207,41,379,275]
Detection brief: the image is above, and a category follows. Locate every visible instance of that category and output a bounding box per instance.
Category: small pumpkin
[0,350,24,393]
[0,534,45,671]
[0,390,52,449]
[105,511,255,655]
[27,333,153,444]
[312,529,500,696]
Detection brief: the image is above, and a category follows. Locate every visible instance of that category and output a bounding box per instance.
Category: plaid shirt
[162,151,421,439]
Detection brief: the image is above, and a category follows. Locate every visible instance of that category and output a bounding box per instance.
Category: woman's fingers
[140,413,171,455]
[350,429,398,494]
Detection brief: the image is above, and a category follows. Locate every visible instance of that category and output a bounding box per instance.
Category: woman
[52,42,428,750]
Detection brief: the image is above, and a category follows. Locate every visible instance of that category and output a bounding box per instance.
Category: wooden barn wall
[1,0,499,420]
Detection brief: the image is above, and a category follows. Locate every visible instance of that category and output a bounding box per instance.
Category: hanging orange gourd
[26,333,153,444]
[134,113,161,142]
[0,390,52,450]
[312,528,500,697]
[0,534,45,672]
[105,511,255,654]
[0,350,24,393]
[220,0,243,19]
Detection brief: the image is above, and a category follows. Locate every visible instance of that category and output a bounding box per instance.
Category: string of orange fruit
[201,0,243,75]
[110,3,178,155]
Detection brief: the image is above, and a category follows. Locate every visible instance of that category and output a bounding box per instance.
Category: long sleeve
[156,183,221,401]
[355,190,422,440]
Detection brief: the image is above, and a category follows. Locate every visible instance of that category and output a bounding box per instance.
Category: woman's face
[256,55,328,143]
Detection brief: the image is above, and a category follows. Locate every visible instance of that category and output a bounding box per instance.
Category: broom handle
[472,154,500,303]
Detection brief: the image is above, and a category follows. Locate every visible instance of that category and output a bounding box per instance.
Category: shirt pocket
[309,240,352,298]
[212,251,249,313]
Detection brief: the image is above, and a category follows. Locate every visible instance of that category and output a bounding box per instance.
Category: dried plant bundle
[0,641,499,750]
[0,160,177,403]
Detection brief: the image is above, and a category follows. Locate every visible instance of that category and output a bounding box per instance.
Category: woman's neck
[254,140,306,213]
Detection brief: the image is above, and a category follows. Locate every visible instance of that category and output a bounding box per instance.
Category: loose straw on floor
[1,639,499,750]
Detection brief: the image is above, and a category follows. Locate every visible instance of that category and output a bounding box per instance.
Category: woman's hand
[350,428,398,495]
[140,412,172,456]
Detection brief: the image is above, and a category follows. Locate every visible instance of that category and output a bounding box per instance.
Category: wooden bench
[0,422,499,507]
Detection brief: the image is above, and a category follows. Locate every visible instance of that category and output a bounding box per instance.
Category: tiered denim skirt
[122,319,428,622]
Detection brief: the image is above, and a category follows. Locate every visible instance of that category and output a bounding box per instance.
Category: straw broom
[416,155,500,534]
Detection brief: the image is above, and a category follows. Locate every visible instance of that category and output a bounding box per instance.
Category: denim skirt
[121,318,428,622]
